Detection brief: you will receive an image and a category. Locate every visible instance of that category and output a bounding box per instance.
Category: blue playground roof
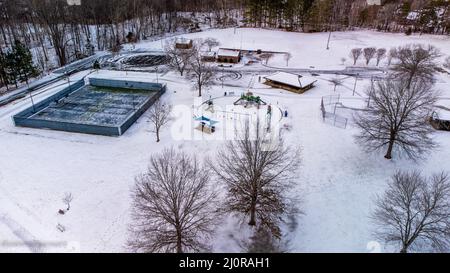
[194,116,219,126]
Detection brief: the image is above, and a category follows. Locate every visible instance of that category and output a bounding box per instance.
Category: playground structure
[265,104,273,132]
[195,93,281,137]
[194,115,219,134]
[233,92,267,108]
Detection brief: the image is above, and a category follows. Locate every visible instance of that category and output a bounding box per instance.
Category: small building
[200,51,216,62]
[175,38,193,49]
[217,48,241,63]
[430,110,450,131]
[263,72,317,94]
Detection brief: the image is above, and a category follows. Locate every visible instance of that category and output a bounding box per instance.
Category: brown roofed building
[217,48,241,63]
[263,72,317,94]
[175,38,193,49]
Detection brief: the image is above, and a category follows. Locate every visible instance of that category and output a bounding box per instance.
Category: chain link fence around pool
[320,94,348,129]
[13,78,166,136]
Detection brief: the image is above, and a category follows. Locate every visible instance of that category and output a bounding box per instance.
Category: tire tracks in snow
[0,173,60,253]
[0,213,44,253]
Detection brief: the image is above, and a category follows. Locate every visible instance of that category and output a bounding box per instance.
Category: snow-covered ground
[1,29,450,253]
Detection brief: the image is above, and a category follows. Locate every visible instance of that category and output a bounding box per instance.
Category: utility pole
[65,65,72,93]
[368,76,374,107]
[221,67,224,88]
[326,30,332,50]
[352,73,359,96]
[28,82,36,113]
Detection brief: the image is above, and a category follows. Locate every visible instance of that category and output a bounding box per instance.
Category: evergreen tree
[0,51,9,90]
[298,0,315,31]
[12,40,40,85]
[5,50,18,88]
[93,60,101,70]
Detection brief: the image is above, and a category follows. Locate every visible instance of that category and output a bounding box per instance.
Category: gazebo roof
[263,72,317,88]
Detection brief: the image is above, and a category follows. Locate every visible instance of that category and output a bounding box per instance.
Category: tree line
[244,0,450,33]
[1,0,448,71]
[0,0,244,75]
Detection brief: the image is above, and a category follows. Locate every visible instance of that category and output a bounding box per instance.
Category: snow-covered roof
[217,48,240,58]
[435,109,450,121]
[264,72,317,88]
[407,9,446,22]
[176,38,192,45]
[194,116,219,126]
[201,51,216,57]
[407,11,420,21]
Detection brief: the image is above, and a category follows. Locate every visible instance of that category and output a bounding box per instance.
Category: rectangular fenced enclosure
[321,94,349,129]
[13,78,166,136]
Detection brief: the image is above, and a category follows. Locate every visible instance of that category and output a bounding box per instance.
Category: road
[217,63,387,78]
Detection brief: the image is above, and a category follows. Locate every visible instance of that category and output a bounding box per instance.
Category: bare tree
[392,44,441,88]
[31,0,70,66]
[128,148,218,253]
[376,48,387,66]
[209,122,301,238]
[373,171,450,253]
[165,39,194,76]
[62,192,73,211]
[350,48,363,65]
[330,77,343,92]
[109,39,123,57]
[148,100,172,142]
[187,48,215,97]
[387,48,398,66]
[284,53,292,67]
[364,47,377,65]
[202,37,220,51]
[244,227,288,253]
[355,78,438,160]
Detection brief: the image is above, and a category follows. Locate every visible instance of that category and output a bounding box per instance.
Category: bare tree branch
[128,148,218,253]
[376,48,387,66]
[355,78,438,160]
[364,47,377,65]
[392,44,441,87]
[373,170,450,253]
[148,100,172,142]
[187,44,216,97]
[209,122,301,238]
[350,48,362,65]
[164,38,195,76]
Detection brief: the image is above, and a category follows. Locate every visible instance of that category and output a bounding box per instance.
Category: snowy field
[1,29,450,253]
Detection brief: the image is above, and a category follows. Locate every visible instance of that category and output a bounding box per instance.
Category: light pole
[326,30,332,50]
[65,65,72,93]
[352,73,359,96]
[221,67,224,88]
[27,81,36,113]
